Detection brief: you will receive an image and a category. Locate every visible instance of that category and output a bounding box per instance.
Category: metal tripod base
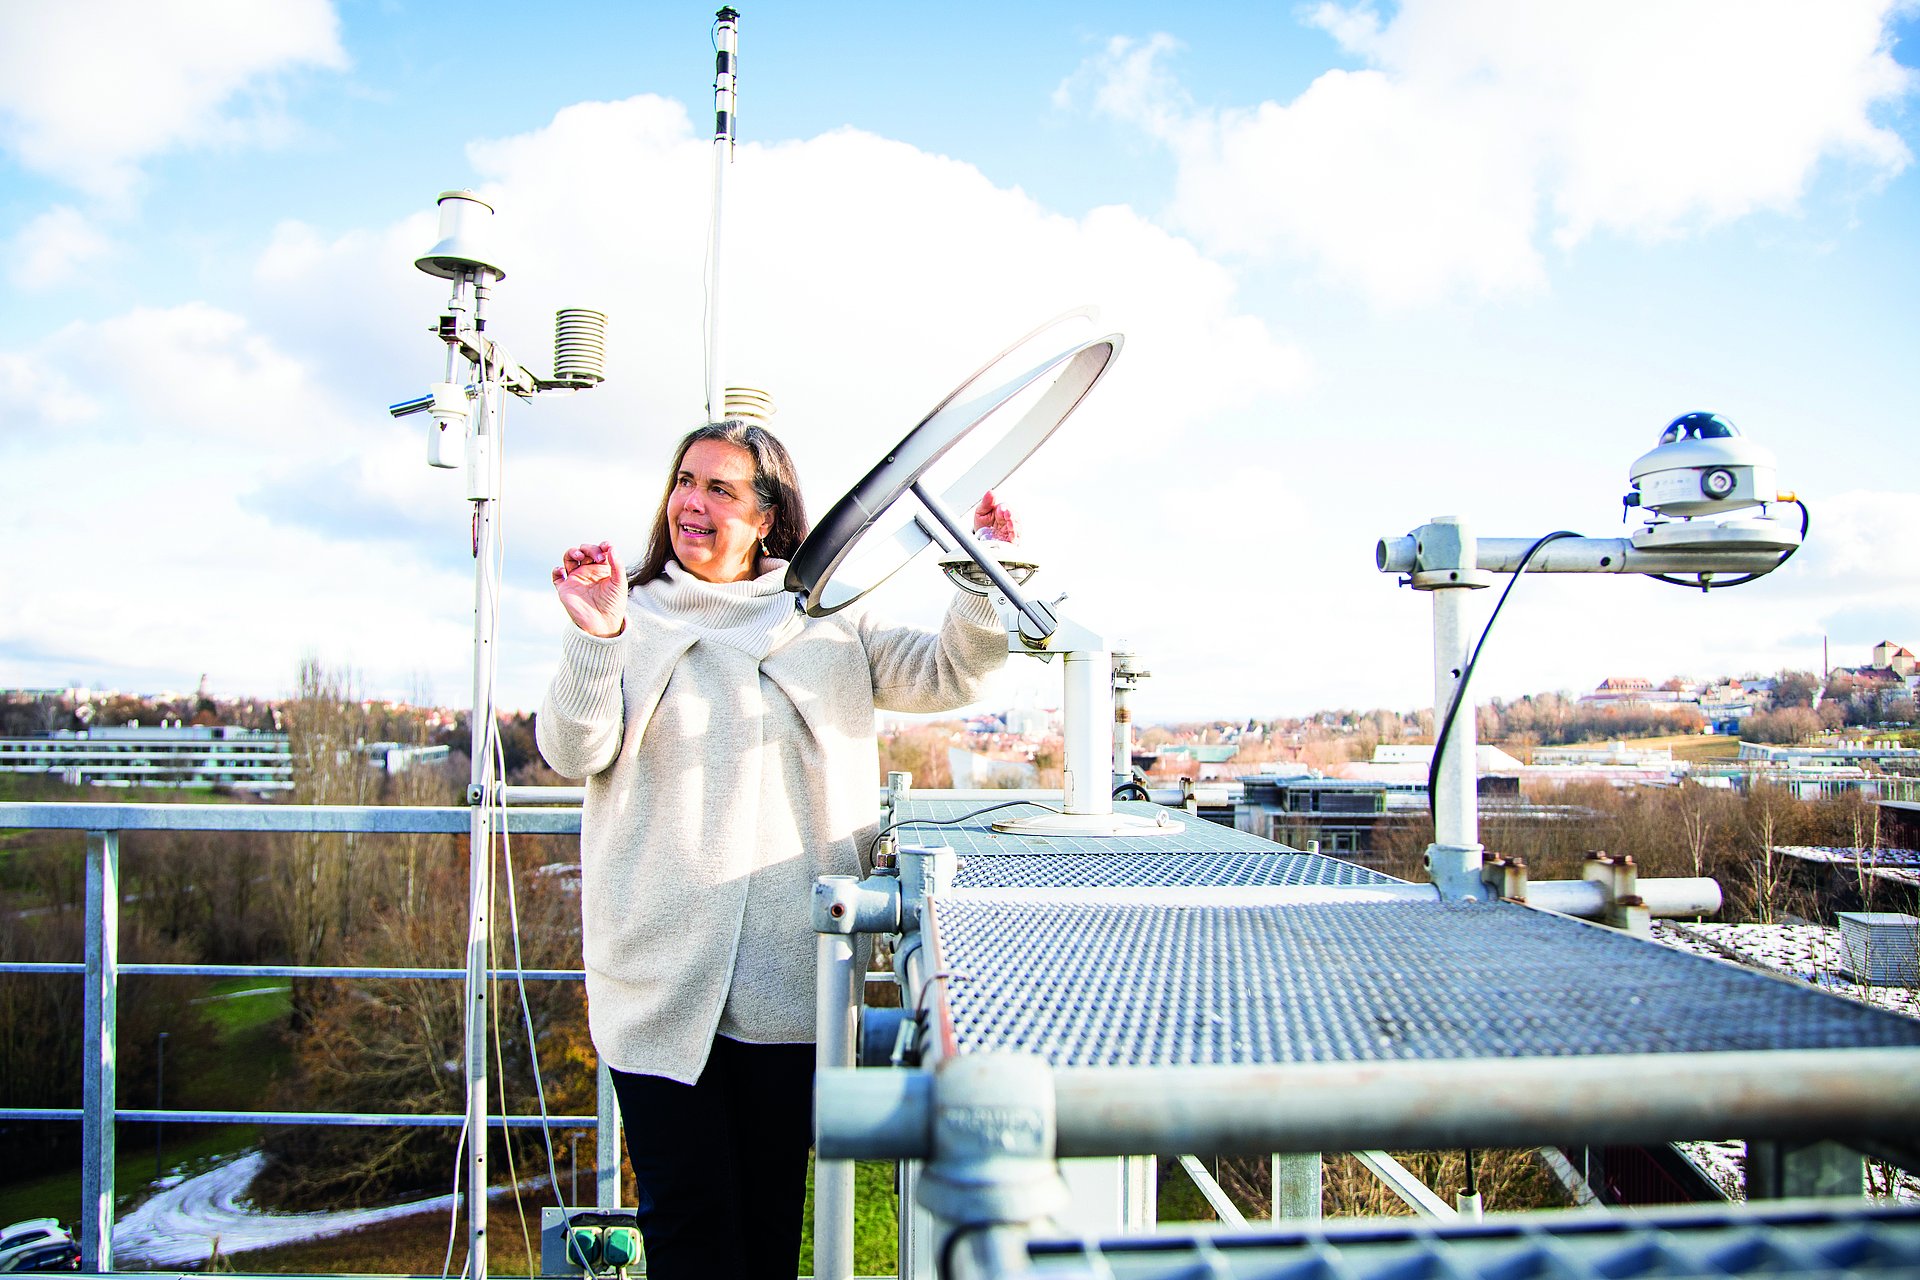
[992,811,1183,837]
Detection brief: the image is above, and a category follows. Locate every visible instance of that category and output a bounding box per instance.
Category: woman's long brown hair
[629,420,811,585]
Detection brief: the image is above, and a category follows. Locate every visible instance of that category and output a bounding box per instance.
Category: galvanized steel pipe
[1062,648,1112,816]
[814,931,858,1280]
[1377,534,1795,577]
[1048,1050,1920,1156]
[1527,877,1723,918]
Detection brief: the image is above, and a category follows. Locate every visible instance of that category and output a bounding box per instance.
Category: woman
[536,419,1013,1278]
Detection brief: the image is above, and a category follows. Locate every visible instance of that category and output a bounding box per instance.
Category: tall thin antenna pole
[705,7,739,420]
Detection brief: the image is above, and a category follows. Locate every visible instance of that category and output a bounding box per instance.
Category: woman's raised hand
[973,491,1018,543]
[552,542,627,638]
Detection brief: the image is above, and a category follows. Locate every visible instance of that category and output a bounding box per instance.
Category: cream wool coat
[536,561,1004,1084]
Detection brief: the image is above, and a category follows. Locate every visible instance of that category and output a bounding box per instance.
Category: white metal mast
[396,189,606,1279]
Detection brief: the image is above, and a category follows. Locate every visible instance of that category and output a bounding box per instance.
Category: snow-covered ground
[113,1152,456,1267]
[1775,844,1920,890]
[1652,921,1920,1020]
[1652,920,1919,1204]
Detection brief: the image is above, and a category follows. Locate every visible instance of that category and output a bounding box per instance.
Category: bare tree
[1744,783,1790,924]
[1678,785,1714,879]
[273,658,376,1019]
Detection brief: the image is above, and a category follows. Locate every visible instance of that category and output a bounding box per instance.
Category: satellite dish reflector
[787,309,1122,615]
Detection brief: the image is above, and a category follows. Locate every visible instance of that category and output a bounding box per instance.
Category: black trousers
[608,1036,816,1280]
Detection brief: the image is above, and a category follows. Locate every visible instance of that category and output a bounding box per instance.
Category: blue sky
[2,0,1917,720]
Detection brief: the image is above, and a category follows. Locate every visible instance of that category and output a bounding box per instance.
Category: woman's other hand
[973,491,1018,542]
[552,542,627,638]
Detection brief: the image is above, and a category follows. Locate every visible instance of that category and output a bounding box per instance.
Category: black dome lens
[1662,411,1738,442]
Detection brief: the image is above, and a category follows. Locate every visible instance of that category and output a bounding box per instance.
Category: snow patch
[113,1152,456,1267]
[1653,921,1919,1205]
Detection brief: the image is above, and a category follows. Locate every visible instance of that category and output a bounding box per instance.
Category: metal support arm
[1377,534,1801,578]
[911,480,1056,643]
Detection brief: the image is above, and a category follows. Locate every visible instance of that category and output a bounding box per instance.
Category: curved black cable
[1427,531,1584,825]
[936,1221,998,1280]
[1643,499,1809,591]
[1112,780,1153,802]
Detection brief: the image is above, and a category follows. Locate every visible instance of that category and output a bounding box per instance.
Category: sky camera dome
[1658,412,1741,446]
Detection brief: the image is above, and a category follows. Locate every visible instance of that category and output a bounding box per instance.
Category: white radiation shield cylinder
[416,190,506,280]
[552,310,607,384]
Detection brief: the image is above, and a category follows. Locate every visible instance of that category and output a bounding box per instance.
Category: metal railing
[0,796,912,1275]
[0,800,613,1273]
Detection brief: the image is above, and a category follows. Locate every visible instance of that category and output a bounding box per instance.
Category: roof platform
[885,798,1920,1156]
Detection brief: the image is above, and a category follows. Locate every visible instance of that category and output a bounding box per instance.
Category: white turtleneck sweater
[536,561,1004,1083]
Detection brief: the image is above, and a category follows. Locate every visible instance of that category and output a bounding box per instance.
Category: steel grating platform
[925,898,1920,1067]
[1022,1202,1920,1278]
[894,798,1396,887]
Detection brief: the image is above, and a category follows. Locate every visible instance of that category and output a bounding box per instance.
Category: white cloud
[0,96,1311,708]
[1066,1,1915,306]
[0,302,475,701]
[9,206,115,289]
[0,0,347,199]
[1755,489,1920,618]
[58,304,323,440]
[0,345,98,429]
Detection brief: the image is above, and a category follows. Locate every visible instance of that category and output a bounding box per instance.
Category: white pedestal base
[991,811,1183,837]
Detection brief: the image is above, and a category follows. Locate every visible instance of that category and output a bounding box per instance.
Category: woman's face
[667,439,774,583]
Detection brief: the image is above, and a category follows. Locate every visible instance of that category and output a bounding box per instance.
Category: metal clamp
[812,874,903,936]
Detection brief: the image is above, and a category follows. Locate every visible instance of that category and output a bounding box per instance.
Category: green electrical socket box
[539,1207,641,1276]
[565,1227,600,1269]
[600,1227,640,1269]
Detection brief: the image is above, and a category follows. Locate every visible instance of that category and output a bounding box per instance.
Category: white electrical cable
[493,718,564,1197]
[439,1119,468,1279]
[482,369,564,1202]
[441,335,483,1280]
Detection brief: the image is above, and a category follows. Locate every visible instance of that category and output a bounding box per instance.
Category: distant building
[1143,744,1241,782]
[1736,742,1920,765]
[1873,642,1917,678]
[1688,741,1920,800]
[1341,743,1525,784]
[0,725,292,792]
[362,741,453,773]
[1531,742,1674,768]
[1579,677,1700,714]
[947,746,1037,789]
[1236,775,1400,857]
[1829,640,1917,685]
[1698,679,1761,733]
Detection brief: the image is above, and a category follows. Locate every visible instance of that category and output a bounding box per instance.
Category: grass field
[0,979,290,1225]
[1630,733,1741,763]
